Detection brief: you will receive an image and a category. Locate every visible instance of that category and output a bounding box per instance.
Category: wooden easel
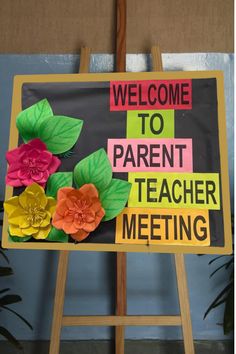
[49,1,195,353]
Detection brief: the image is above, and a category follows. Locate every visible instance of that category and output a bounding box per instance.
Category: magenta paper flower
[6,138,61,187]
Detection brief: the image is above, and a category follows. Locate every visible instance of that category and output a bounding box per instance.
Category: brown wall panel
[0,0,233,53]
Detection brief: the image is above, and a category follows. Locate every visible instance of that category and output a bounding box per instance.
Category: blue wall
[0,54,234,341]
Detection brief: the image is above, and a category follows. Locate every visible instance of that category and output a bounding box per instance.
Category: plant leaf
[16,99,53,142]
[0,288,10,295]
[225,258,234,269]
[100,178,131,221]
[0,326,23,350]
[46,172,73,198]
[2,305,33,330]
[209,298,228,309]
[208,255,225,265]
[0,250,9,264]
[74,149,112,192]
[204,282,233,319]
[0,294,22,306]
[0,267,13,277]
[46,227,69,243]
[38,115,83,154]
[210,259,234,278]
[223,288,234,334]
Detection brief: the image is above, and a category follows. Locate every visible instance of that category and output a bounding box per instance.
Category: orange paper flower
[52,184,105,242]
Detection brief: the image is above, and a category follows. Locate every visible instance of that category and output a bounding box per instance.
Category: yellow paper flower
[4,183,56,239]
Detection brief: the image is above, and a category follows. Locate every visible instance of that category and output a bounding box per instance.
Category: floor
[0,340,233,354]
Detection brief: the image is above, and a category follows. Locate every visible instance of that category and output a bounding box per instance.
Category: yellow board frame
[2,71,232,254]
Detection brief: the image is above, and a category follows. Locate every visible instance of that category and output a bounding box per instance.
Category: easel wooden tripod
[48,47,195,354]
[49,1,195,353]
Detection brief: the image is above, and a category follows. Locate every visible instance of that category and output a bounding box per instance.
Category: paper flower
[6,138,61,187]
[4,183,56,239]
[52,184,105,242]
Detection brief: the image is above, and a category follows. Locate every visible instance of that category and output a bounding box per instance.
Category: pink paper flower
[6,138,61,187]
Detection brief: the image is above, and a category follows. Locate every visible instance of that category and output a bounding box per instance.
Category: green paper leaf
[38,115,83,154]
[58,149,74,158]
[16,99,53,142]
[100,178,131,221]
[74,149,112,192]
[46,227,69,242]
[46,172,73,198]
[9,235,32,242]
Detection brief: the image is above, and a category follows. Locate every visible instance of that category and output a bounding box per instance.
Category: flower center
[22,156,44,175]
[65,199,92,224]
[26,204,45,225]
[23,157,36,167]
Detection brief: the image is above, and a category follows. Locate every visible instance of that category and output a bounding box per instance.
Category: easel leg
[48,47,90,354]
[116,1,127,354]
[49,251,69,354]
[116,252,126,354]
[175,254,195,354]
[151,45,195,353]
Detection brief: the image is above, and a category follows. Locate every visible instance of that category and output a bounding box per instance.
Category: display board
[2,71,232,254]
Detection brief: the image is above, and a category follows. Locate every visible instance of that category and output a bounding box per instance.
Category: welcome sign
[2,71,232,254]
